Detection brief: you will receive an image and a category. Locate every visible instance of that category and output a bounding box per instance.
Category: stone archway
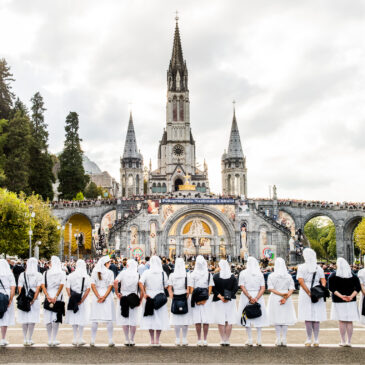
[343,215,365,263]
[174,178,183,191]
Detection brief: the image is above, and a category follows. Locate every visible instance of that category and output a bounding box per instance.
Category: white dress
[168,273,192,326]
[296,265,327,322]
[42,270,67,324]
[90,269,116,323]
[236,271,269,327]
[0,273,15,326]
[188,272,215,324]
[17,272,42,324]
[358,269,365,325]
[65,273,91,326]
[115,270,140,326]
[139,270,169,330]
[267,273,297,326]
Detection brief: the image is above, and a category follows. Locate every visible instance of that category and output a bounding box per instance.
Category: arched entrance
[63,214,92,259]
[344,216,364,263]
[174,178,183,191]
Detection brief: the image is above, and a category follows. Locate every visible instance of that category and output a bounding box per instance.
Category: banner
[161,198,235,205]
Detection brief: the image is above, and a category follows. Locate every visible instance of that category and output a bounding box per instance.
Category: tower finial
[175,10,179,23]
[232,100,236,120]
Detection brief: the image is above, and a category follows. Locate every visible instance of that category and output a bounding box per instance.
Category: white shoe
[256,340,262,347]
[220,341,225,346]
[304,340,311,347]
[90,341,95,347]
[313,341,319,347]
[245,340,253,347]
[182,339,188,346]
[155,343,161,347]
[202,340,208,347]
[225,341,230,346]
[108,341,115,347]
[53,341,60,347]
[78,339,86,346]
[345,343,352,347]
[129,341,135,347]
[281,339,287,347]
[124,340,130,346]
[72,340,78,346]
[47,341,53,347]
[275,339,281,347]
[175,339,180,346]
[23,340,29,347]
[339,342,345,347]
[197,340,202,347]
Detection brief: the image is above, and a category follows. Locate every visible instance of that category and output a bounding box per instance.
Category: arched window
[162,183,167,193]
[227,175,232,194]
[136,175,140,195]
[173,96,177,121]
[179,96,184,121]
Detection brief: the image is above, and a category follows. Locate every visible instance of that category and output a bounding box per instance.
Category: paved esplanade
[1,294,365,364]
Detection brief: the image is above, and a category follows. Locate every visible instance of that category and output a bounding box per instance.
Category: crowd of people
[1,249,365,348]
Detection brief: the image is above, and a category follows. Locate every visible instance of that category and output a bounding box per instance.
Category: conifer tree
[0,58,15,120]
[58,112,88,200]
[29,92,55,200]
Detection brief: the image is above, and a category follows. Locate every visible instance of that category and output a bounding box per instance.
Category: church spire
[227,105,244,158]
[122,111,141,159]
[168,14,188,92]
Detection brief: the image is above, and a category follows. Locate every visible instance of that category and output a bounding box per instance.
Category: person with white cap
[139,256,169,346]
[114,258,143,346]
[41,256,66,347]
[297,248,327,347]
[17,257,42,346]
[267,257,297,346]
[212,259,238,346]
[188,255,214,346]
[65,259,91,346]
[90,255,115,347]
[167,257,192,346]
[329,257,360,347]
[236,256,268,346]
[357,256,365,325]
[0,259,16,347]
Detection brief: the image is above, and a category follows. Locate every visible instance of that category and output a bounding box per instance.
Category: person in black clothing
[328,257,361,347]
[12,261,25,294]
[162,257,171,277]
[109,259,119,279]
[212,259,238,346]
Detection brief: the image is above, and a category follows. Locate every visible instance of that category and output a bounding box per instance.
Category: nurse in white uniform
[267,257,297,346]
[41,256,66,347]
[17,258,42,346]
[139,256,169,346]
[65,259,91,346]
[237,256,268,346]
[188,255,214,346]
[114,259,142,346]
[0,259,16,347]
[167,257,192,346]
[90,255,115,347]
[358,256,365,325]
[297,248,327,347]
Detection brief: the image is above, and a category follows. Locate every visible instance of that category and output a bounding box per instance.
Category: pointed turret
[167,16,188,92]
[123,112,142,160]
[226,108,244,158]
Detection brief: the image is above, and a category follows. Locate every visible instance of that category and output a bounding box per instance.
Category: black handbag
[17,275,34,312]
[43,271,65,315]
[126,293,140,309]
[224,289,232,301]
[153,272,168,310]
[67,277,85,313]
[0,279,9,319]
[310,271,329,303]
[171,277,188,315]
[241,302,262,325]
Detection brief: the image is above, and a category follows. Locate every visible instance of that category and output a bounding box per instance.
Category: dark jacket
[328,272,361,303]
[143,296,154,317]
[212,274,239,302]
[191,287,209,307]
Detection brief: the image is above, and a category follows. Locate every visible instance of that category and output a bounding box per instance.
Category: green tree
[354,218,365,255]
[304,217,337,261]
[74,191,84,201]
[0,188,29,256]
[0,58,15,120]
[3,111,32,194]
[29,92,55,200]
[10,97,29,118]
[58,112,88,200]
[84,181,99,199]
[0,119,8,186]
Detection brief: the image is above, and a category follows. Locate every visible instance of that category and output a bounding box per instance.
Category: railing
[256,209,291,236]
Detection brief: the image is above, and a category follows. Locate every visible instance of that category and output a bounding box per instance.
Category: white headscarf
[303,248,317,273]
[0,259,12,276]
[93,255,111,275]
[149,256,163,273]
[25,258,38,275]
[48,256,62,275]
[336,257,352,279]
[272,257,289,278]
[74,259,88,278]
[124,259,138,280]
[174,258,186,278]
[192,255,208,278]
[245,256,262,276]
[219,259,232,279]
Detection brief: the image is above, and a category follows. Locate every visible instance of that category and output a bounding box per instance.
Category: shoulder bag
[310,270,329,303]
[0,279,9,319]
[17,274,34,312]
[171,276,188,315]
[241,302,261,325]
[153,272,168,310]
[67,277,85,313]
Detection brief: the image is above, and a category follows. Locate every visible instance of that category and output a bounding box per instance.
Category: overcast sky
[2,0,365,202]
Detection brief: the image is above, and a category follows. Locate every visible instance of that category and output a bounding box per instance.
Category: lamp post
[28,205,35,258]
[68,222,72,260]
[57,225,65,261]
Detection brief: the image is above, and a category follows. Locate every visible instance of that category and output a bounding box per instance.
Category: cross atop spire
[175,10,179,22]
